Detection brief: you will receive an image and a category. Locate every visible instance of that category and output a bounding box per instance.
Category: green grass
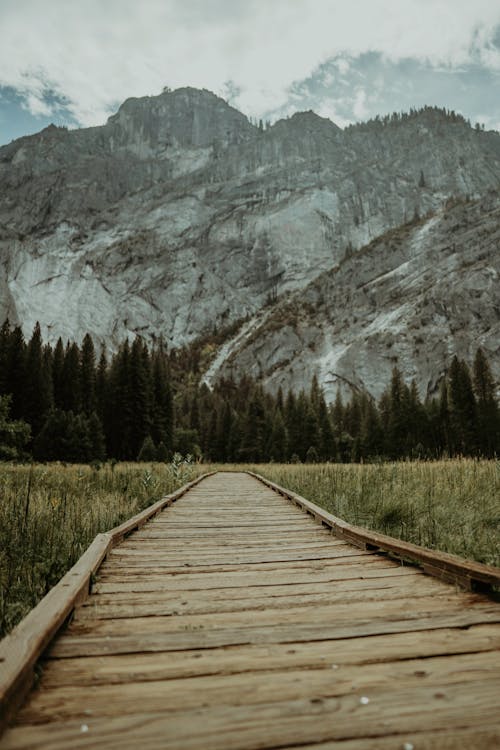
[0,459,202,637]
[252,460,500,568]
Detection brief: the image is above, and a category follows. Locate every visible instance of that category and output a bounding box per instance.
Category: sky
[1,0,500,145]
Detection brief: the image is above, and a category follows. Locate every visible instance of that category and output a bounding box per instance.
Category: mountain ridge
[0,87,499,398]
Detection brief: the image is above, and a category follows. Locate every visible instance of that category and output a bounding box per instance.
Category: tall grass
[0,459,201,637]
[253,460,500,568]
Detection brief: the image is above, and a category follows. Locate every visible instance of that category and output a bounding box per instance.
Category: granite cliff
[0,88,499,397]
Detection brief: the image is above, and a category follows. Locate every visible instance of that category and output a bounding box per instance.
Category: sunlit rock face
[0,88,499,396]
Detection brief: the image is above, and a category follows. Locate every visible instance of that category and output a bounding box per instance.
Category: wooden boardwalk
[2,471,500,749]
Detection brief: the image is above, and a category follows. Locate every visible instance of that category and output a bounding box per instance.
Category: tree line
[0,321,498,462]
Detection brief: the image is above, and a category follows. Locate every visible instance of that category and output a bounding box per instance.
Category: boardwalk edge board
[0,471,215,734]
[248,471,500,592]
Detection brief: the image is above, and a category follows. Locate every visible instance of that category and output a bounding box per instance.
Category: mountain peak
[106,85,255,150]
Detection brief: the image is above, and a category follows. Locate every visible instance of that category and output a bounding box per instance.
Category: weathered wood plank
[73,580,451,620]
[66,593,493,636]
[40,624,500,686]
[93,564,418,593]
[3,682,500,749]
[15,651,500,725]
[48,607,500,658]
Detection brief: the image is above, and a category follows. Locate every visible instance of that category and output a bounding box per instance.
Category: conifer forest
[0,320,498,464]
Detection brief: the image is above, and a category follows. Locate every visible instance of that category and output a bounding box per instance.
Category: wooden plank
[73,580,450,620]
[15,651,500,725]
[282,726,500,750]
[93,564,418,593]
[40,624,500,685]
[66,592,494,636]
[48,607,500,658]
[3,681,500,749]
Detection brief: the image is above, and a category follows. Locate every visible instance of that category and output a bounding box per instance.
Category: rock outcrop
[0,89,499,397]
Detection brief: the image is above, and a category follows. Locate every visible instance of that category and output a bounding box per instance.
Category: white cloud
[0,0,499,125]
[352,89,369,120]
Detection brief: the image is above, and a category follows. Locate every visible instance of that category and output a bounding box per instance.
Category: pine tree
[317,396,335,460]
[51,338,66,410]
[0,394,31,460]
[448,356,478,455]
[268,408,287,462]
[24,323,53,437]
[151,350,174,452]
[88,412,106,461]
[359,394,383,459]
[128,338,153,457]
[0,319,11,395]
[5,326,27,421]
[137,435,157,462]
[80,334,97,415]
[60,342,81,413]
[473,348,499,457]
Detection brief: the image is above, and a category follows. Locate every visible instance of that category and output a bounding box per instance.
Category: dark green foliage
[33,410,104,463]
[24,323,53,436]
[0,321,497,463]
[0,395,31,460]
[473,348,500,457]
[137,435,157,462]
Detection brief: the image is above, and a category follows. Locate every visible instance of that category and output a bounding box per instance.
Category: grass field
[253,460,500,569]
[0,458,202,637]
[1,459,499,637]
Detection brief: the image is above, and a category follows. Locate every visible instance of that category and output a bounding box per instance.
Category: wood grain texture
[2,470,500,750]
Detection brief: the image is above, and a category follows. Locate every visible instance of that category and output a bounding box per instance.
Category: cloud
[0,0,499,126]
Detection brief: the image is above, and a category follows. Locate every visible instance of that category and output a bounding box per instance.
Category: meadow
[0,458,202,637]
[1,458,499,637]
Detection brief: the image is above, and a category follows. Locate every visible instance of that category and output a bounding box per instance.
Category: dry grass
[0,459,202,636]
[251,460,500,568]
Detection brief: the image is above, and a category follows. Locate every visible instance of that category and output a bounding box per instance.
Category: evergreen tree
[284,391,300,459]
[137,435,157,462]
[88,412,106,462]
[0,319,11,395]
[128,338,153,457]
[24,323,53,437]
[359,394,383,459]
[5,326,27,421]
[60,342,81,413]
[80,334,97,415]
[96,348,108,424]
[473,348,499,456]
[151,350,174,452]
[240,392,267,461]
[268,408,287,462]
[317,396,335,460]
[448,356,478,455]
[51,338,66,410]
[0,394,31,460]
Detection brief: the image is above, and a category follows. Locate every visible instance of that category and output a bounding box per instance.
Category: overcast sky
[1,0,500,144]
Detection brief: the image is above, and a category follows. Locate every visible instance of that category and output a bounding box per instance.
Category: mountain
[0,87,499,398]
[204,193,500,400]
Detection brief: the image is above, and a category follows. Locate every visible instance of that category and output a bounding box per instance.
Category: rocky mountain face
[207,194,500,400]
[0,88,499,398]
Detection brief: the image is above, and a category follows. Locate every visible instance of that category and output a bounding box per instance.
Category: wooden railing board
[249,471,500,591]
